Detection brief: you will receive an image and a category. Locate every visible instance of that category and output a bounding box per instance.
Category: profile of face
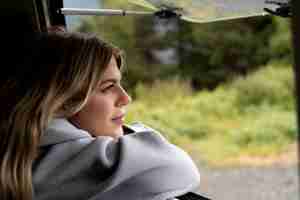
[69,56,131,139]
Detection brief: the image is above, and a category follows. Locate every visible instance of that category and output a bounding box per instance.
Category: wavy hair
[0,31,122,200]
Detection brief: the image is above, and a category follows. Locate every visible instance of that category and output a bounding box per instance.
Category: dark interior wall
[0,0,43,32]
[0,0,65,33]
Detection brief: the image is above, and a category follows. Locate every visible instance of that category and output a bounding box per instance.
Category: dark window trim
[291,0,300,167]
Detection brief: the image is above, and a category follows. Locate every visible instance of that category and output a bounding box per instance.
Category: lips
[112,113,125,125]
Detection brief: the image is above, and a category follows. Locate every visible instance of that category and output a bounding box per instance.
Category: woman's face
[69,56,131,139]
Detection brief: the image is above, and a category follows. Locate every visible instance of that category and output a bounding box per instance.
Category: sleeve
[34,122,201,200]
[93,123,201,200]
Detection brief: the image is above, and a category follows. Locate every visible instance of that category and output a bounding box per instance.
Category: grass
[125,63,297,167]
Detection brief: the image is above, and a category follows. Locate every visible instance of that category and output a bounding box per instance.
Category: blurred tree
[76,0,290,91]
[269,17,292,62]
[177,16,276,89]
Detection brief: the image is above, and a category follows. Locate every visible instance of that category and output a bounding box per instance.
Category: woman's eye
[101,84,115,93]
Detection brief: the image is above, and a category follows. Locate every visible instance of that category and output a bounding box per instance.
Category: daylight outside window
[64,0,298,199]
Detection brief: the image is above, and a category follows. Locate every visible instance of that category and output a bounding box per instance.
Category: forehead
[100,56,121,81]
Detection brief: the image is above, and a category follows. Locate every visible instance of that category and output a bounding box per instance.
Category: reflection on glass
[63,0,290,25]
[64,0,101,28]
[128,0,288,23]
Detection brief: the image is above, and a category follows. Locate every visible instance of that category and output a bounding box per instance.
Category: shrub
[229,64,294,110]
[126,63,297,165]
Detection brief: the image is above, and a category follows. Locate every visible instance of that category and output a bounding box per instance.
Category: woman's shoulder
[34,118,201,200]
[40,118,92,147]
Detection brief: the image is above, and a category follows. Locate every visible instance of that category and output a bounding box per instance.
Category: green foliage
[126,63,296,165]
[75,0,293,92]
[269,18,293,62]
[178,17,276,89]
[75,4,295,164]
[229,109,297,148]
[230,64,294,110]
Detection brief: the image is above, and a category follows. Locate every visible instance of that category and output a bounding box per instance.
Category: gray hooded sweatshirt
[33,118,201,200]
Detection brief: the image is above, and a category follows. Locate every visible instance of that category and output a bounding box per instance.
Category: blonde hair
[0,32,122,200]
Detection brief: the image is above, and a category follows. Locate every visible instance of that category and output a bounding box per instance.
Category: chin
[112,128,124,139]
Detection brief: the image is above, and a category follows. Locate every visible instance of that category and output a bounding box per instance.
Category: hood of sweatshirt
[33,118,200,200]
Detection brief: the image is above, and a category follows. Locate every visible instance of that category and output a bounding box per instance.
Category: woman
[0,31,203,200]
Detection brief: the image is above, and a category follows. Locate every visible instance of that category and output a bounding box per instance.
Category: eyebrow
[99,78,121,85]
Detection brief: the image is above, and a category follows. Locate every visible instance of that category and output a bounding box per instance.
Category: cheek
[84,95,113,119]
[70,95,114,133]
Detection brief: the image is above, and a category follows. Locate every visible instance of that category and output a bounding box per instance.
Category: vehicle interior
[1,0,299,199]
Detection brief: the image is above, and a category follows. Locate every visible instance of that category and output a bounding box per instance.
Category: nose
[116,86,132,107]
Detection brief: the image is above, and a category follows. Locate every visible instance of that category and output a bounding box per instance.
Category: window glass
[64,0,100,29]
[64,1,298,199]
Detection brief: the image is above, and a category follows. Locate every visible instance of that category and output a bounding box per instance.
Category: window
[63,0,298,199]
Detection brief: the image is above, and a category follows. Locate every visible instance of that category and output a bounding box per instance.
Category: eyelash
[101,83,116,93]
